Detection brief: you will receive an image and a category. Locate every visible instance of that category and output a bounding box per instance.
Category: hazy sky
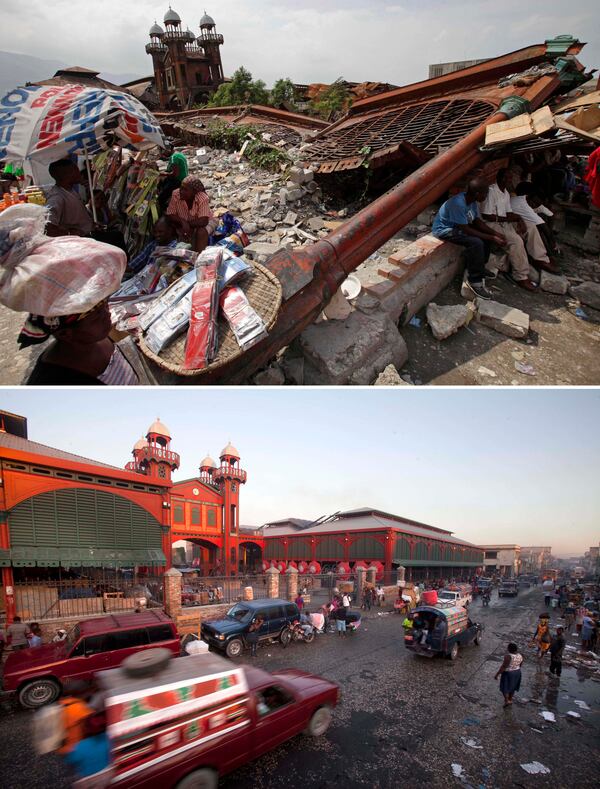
[1,389,598,557]
[0,0,598,86]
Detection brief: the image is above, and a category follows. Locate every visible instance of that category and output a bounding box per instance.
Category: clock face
[192,488,199,496]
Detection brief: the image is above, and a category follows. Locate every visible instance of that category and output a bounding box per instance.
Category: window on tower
[158,465,166,479]
[174,504,184,523]
[191,507,200,525]
[207,508,217,527]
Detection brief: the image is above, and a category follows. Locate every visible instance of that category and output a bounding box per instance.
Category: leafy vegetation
[208,66,269,107]
[205,120,290,172]
[269,78,298,110]
[310,78,352,121]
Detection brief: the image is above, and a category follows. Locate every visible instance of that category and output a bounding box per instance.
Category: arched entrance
[239,541,262,574]
[183,538,221,575]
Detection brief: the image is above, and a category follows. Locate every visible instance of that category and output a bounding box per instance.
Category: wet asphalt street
[1,587,598,789]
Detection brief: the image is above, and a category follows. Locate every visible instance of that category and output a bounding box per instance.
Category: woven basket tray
[137,262,282,376]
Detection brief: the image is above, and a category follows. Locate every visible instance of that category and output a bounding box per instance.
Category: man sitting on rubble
[432,178,507,300]
[477,168,538,291]
[509,182,561,273]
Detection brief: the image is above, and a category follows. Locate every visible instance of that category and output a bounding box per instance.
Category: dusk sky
[2,389,598,557]
[1,0,598,88]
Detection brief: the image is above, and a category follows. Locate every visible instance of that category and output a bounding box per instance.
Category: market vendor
[158,148,189,213]
[167,175,218,253]
[127,215,180,275]
[45,159,127,253]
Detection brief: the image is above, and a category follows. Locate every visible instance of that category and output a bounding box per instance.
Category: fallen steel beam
[176,73,561,384]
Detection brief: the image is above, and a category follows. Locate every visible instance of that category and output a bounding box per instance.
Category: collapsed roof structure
[155,36,594,384]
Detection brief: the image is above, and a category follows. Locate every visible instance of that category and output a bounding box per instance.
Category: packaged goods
[184,277,220,369]
[218,249,252,292]
[139,270,196,331]
[220,286,268,350]
[112,262,162,298]
[145,291,193,355]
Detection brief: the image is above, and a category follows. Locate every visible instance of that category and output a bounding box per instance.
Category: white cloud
[0,0,597,87]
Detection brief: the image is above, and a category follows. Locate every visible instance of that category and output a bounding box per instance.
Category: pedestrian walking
[564,602,576,630]
[495,643,523,707]
[575,605,585,634]
[334,606,347,637]
[549,627,565,678]
[295,593,304,612]
[362,588,371,611]
[376,585,385,607]
[530,614,551,659]
[581,615,594,651]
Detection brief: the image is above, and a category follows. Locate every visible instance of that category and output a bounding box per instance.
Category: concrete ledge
[361,235,464,325]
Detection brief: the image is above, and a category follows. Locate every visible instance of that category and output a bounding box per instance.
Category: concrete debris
[426,302,473,340]
[476,299,530,339]
[539,270,569,295]
[570,281,600,310]
[373,364,411,386]
[283,211,298,225]
[244,242,280,261]
[323,289,352,321]
[300,309,408,385]
[252,363,285,386]
[477,366,497,377]
[307,217,325,231]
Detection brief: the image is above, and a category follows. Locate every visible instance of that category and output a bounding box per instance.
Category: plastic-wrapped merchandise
[194,246,223,276]
[220,286,268,350]
[138,270,196,332]
[145,290,193,355]
[217,249,252,292]
[0,203,47,270]
[184,276,220,370]
[0,231,126,317]
[111,262,162,299]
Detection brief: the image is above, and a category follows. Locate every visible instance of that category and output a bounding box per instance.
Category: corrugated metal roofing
[0,432,128,473]
[265,510,480,548]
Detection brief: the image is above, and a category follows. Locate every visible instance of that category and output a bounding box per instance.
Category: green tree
[310,78,351,121]
[209,67,269,107]
[269,78,297,110]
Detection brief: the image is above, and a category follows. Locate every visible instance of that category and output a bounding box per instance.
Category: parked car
[201,599,300,658]
[404,604,483,660]
[498,580,519,597]
[436,585,472,609]
[92,648,339,788]
[2,610,179,709]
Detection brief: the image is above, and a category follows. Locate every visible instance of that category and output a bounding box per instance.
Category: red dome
[276,561,286,573]
[353,560,369,571]
[337,562,351,579]
[307,561,321,574]
[261,560,270,572]
[368,561,384,580]
[298,561,308,574]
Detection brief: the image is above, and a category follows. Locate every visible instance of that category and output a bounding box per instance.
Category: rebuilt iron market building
[262,508,484,581]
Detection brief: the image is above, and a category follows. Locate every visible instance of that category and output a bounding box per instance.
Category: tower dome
[200,12,215,28]
[164,6,181,24]
[149,21,164,37]
[133,436,148,451]
[220,441,239,459]
[147,418,171,439]
[200,454,217,469]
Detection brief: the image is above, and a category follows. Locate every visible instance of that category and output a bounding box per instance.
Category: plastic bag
[0,235,126,317]
[218,248,252,292]
[0,203,48,270]
[139,270,196,331]
[184,270,219,370]
[145,290,193,355]
[220,286,268,350]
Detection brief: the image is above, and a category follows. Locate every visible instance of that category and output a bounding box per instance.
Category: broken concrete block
[476,299,529,339]
[283,211,298,225]
[288,166,304,185]
[426,302,473,341]
[388,234,458,279]
[300,309,408,385]
[304,180,319,194]
[278,188,288,207]
[243,222,258,235]
[244,242,280,259]
[307,217,325,231]
[539,270,568,295]
[285,187,303,202]
[252,364,285,386]
[378,260,405,280]
[373,364,411,386]
[570,281,600,310]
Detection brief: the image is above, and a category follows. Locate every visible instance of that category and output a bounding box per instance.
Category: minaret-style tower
[197,11,225,84]
[125,419,180,483]
[145,21,167,108]
[199,453,217,486]
[162,7,190,108]
[212,442,247,576]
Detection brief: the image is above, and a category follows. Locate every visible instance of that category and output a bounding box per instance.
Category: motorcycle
[282,620,315,646]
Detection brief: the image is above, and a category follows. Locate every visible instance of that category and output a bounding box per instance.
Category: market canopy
[0,84,166,182]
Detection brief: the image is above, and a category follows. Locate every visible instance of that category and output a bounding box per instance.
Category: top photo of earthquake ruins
[0,4,599,386]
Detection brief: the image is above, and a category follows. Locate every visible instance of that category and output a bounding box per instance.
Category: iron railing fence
[13,573,164,621]
[182,574,270,607]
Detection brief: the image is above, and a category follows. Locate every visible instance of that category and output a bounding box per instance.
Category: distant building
[479,544,521,577]
[520,546,553,573]
[428,59,489,79]
[145,8,225,110]
[263,507,484,581]
[28,66,127,92]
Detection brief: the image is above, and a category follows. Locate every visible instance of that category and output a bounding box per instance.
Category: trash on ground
[540,710,556,722]
[409,316,422,328]
[575,307,590,320]
[520,762,551,775]
[462,717,480,726]
[515,361,536,376]
[460,737,483,749]
[574,700,591,710]
[567,711,581,719]
[477,365,497,377]
[451,763,465,778]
